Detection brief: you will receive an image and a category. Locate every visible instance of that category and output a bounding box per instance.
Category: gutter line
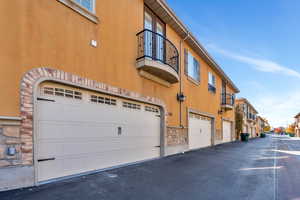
[179,31,189,127]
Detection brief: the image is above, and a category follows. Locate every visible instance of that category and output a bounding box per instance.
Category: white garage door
[36,86,161,182]
[188,113,212,150]
[222,121,232,143]
[249,127,253,138]
[252,127,256,137]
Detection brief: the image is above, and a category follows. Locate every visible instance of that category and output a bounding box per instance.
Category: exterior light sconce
[218,109,224,115]
[177,93,186,102]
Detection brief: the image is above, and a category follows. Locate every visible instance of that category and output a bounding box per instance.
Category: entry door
[144,11,153,57]
[36,86,161,182]
[156,22,164,61]
[189,113,212,150]
[222,121,232,143]
[144,7,165,61]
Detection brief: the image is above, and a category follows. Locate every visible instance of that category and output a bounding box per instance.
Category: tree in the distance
[235,105,243,140]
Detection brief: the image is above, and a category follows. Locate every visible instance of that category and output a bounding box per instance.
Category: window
[145,106,159,113]
[123,102,141,110]
[185,50,200,82]
[42,87,82,100]
[57,0,98,23]
[90,95,117,106]
[144,6,166,60]
[74,0,95,13]
[208,72,216,93]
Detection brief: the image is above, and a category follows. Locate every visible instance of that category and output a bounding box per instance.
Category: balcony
[136,29,179,84]
[221,93,235,110]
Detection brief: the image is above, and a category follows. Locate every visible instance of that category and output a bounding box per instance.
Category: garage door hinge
[38,158,55,162]
[37,97,55,102]
[155,115,161,117]
[155,145,161,148]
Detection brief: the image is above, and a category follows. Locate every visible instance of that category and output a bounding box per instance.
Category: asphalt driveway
[1,135,300,200]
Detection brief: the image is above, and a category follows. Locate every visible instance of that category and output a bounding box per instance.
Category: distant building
[294,113,300,136]
[236,98,259,138]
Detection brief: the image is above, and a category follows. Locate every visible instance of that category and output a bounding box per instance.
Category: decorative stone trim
[20,67,166,166]
[166,127,188,146]
[0,125,22,167]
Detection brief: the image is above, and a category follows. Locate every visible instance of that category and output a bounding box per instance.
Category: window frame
[74,0,96,13]
[57,0,99,23]
[185,50,200,83]
[208,72,216,93]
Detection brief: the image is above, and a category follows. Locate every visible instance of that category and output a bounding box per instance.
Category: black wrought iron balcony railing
[247,113,256,121]
[136,29,179,73]
[221,93,235,107]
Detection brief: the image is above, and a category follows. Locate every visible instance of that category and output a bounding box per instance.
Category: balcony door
[222,80,226,104]
[144,6,166,62]
[144,11,153,57]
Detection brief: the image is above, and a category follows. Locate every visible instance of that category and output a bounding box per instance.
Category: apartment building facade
[236,98,258,138]
[256,116,265,135]
[294,113,300,137]
[0,0,239,191]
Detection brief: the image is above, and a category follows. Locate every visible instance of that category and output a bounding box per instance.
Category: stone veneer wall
[0,124,22,167]
[166,127,188,146]
[18,67,166,166]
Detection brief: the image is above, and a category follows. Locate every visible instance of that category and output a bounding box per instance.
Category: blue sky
[167,0,300,127]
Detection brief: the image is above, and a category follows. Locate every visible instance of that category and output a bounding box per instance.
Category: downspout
[179,31,189,127]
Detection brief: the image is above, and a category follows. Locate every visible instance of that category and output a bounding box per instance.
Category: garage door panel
[37,90,161,182]
[38,121,125,139]
[222,121,232,143]
[38,136,160,158]
[38,122,159,140]
[189,114,212,150]
[38,147,160,182]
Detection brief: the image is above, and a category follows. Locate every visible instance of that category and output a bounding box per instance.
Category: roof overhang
[144,0,240,93]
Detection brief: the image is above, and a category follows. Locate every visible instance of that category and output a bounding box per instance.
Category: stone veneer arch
[20,67,167,166]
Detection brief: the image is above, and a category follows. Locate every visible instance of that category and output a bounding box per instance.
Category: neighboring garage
[251,127,256,138]
[250,127,254,138]
[188,112,212,150]
[35,83,161,182]
[222,120,232,143]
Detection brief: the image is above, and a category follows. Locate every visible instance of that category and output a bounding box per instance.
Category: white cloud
[253,92,300,127]
[207,44,300,79]
[205,44,300,127]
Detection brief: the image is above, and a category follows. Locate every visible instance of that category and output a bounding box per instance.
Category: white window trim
[57,0,99,24]
[208,72,216,87]
[187,52,200,83]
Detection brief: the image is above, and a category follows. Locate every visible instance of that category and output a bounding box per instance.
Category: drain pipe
[179,31,189,127]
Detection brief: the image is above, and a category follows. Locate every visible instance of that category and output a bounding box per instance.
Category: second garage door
[36,85,161,182]
[222,121,232,143]
[188,113,212,150]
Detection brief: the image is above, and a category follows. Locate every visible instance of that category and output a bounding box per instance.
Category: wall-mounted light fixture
[90,40,98,47]
[177,92,186,102]
[218,109,224,115]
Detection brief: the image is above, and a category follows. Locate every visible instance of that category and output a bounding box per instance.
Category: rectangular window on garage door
[90,95,117,106]
[145,106,160,114]
[41,86,82,100]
